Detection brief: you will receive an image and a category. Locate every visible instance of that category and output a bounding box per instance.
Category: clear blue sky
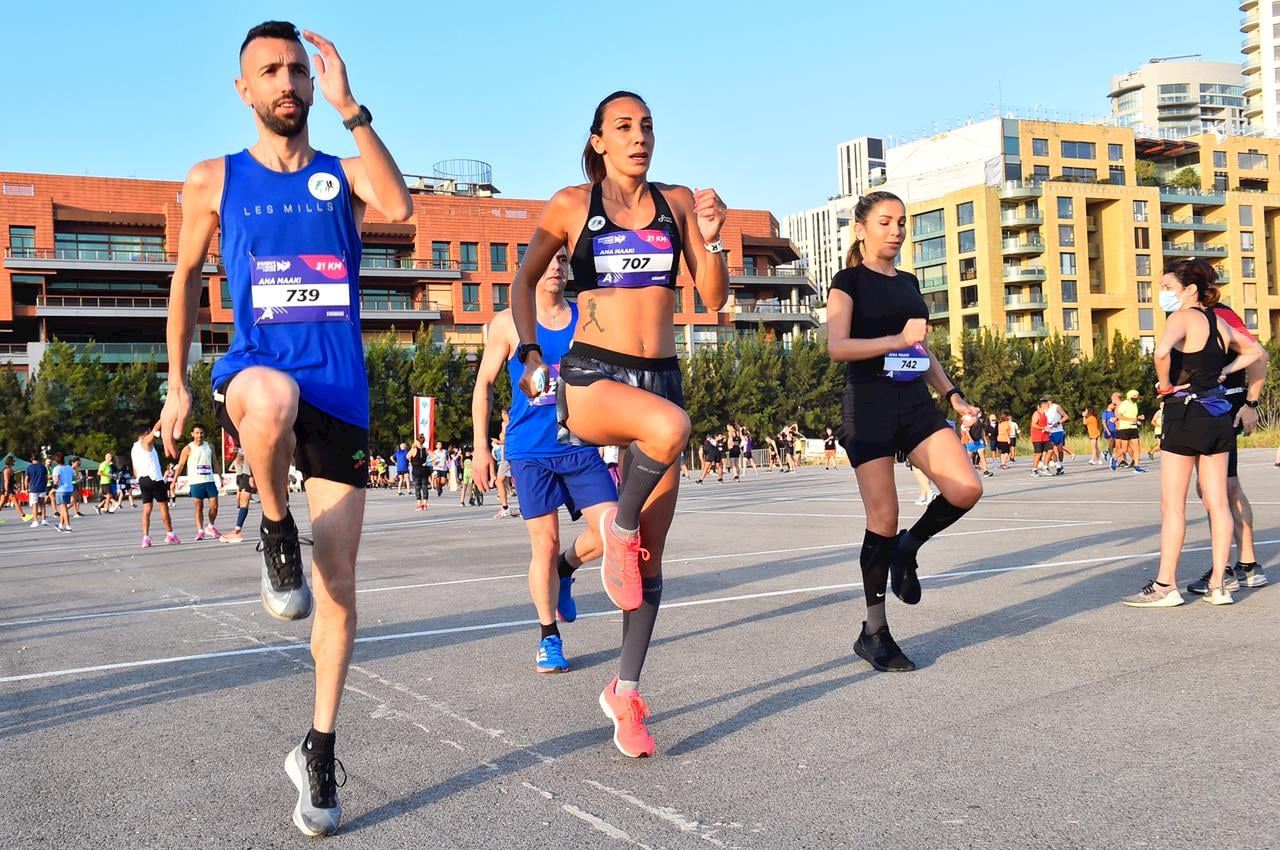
[0,0,1241,218]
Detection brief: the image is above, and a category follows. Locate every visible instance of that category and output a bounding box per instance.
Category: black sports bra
[568,182,682,293]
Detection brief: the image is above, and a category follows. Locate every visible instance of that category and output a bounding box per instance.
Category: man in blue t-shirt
[471,249,616,674]
[24,453,49,527]
[392,442,410,495]
[156,21,414,837]
[1101,397,1119,463]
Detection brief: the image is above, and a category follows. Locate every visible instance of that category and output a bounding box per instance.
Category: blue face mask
[1158,290,1183,313]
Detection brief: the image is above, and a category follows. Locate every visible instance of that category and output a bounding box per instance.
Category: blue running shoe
[556,575,577,623]
[1110,458,1118,471]
[536,634,569,673]
[1132,465,1147,474]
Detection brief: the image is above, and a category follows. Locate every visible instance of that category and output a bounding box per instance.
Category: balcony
[1162,241,1228,258]
[5,247,219,275]
[1242,9,1260,30]
[0,343,31,366]
[911,222,946,241]
[1004,295,1049,311]
[919,274,949,293]
[36,294,169,318]
[1245,101,1264,118]
[358,256,462,280]
[359,297,442,322]
[998,179,1044,200]
[1001,237,1045,256]
[1214,268,1230,283]
[731,301,819,327]
[1000,210,1044,228]
[927,302,949,319]
[1160,215,1228,232]
[912,249,947,269]
[1006,322,1049,339]
[68,342,169,363]
[1002,265,1047,283]
[1244,78,1263,98]
[1243,33,1261,53]
[1086,215,1098,231]
[1159,187,1225,206]
[728,266,818,295]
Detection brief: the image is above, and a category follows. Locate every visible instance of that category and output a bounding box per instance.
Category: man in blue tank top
[472,249,617,673]
[158,21,412,837]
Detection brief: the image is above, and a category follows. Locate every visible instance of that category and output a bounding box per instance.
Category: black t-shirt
[409,447,427,475]
[829,264,928,384]
[824,435,837,451]
[703,439,721,461]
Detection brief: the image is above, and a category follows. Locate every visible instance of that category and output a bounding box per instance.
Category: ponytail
[1202,285,1221,308]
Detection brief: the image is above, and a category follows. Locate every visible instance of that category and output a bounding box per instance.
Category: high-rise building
[865,116,1280,357]
[1109,58,1246,138]
[836,137,887,198]
[0,170,814,379]
[1241,0,1279,132]
[781,198,856,293]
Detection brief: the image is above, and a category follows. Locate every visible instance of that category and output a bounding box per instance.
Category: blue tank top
[505,302,591,459]
[211,150,368,428]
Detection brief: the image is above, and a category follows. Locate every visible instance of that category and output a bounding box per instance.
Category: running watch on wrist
[704,239,724,254]
[516,343,542,364]
[342,105,373,131]
[1245,398,1261,408]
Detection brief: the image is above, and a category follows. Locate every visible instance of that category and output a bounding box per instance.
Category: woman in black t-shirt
[826,191,984,673]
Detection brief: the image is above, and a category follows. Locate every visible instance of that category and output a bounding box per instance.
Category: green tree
[0,367,30,455]
[364,330,413,451]
[1170,166,1201,189]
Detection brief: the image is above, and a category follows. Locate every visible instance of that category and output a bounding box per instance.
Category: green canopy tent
[0,452,30,472]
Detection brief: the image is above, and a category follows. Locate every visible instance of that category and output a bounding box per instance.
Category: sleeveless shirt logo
[587,215,606,232]
[308,172,341,201]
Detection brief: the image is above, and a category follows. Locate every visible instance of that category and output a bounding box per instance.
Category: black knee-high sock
[861,530,895,632]
[901,495,972,555]
[618,573,663,686]
[615,444,670,532]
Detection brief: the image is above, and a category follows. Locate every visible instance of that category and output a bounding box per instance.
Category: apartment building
[1241,0,1280,132]
[1109,58,1246,138]
[879,117,1280,356]
[0,170,813,378]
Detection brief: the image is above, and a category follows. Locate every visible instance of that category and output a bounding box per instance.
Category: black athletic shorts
[996,441,1010,454]
[557,342,684,447]
[1033,440,1051,454]
[236,473,255,494]
[138,476,168,504]
[1160,400,1234,458]
[214,379,370,489]
[839,378,950,468]
[1115,428,1140,441]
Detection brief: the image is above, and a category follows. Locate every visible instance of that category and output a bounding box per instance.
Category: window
[460,242,478,272]
[220,278,232,310]
[1140,335,1155,354]
[432,241,450,269]
[1214,150,1227,168]
[8,226,34,256]
[1243,257,1257,278]
[1061,140,1096,159]
[1214,171,1229,191]
[1032,138,1049,156]
[912,209,945,237]
[1060,252,1077,275]
[462,283,480,311]
[1242,231,1256,252]
[1139,308,1155,331]
[1058,225,1075,246]
[963,315,980,332]
[743,256,758,275]
[961,285,979,309]
[913,236,946,266]
[363,246,410,269]
[490,243,508,272]
[1057,197,1073,219]
[54,231,165,261]
[1033,164,1050,180]
[958,229,976,254]
[694,290,707,313]
[1109,165,1125,185]
[1245,308,1259,329]
[1238,151,1268,170]
[1108,143,1123,162]
[1137,281,1152,303]
[1062,308,1079,331]
[492,284,510,310]
[674,287,683,313]
[1134,227,1150,249]
[1003,135,1020,156]
[1061,279,1077,302]
[919,265,947,290]
[959,257,978,281]
[956,202,974,226]
[1240,205,1254,226]
[1136,254,1151,276]
[1133,200,1148,222]
[1061,167,1098,182]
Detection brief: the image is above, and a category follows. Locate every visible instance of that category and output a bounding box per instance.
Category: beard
[255,97,309,138]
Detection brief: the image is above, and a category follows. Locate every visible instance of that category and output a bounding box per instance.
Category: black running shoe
[854,622,916,672]
[889,531,922,605]
[257,523,313,621]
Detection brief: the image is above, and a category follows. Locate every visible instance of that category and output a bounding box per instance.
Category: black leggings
[412,474,430,500]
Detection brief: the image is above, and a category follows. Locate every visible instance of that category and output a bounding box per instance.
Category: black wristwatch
[516,343,542,364]
[945,387,964,402]
[342,105,373,131]
[1245,398,1260,409]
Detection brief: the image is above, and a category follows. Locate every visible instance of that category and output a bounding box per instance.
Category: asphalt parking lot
[3,451,1278,848]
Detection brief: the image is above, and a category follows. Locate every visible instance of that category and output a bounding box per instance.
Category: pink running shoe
[598,507,646,611]
[206,525,221,539]
[165,532,181,545]
[194,530,205,542]
[141,535,152,548]
[598,676,655,758]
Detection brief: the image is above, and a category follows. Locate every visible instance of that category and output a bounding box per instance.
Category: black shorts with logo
[557,342,684,447]
[839,378,950,468]
[214,379,370,489]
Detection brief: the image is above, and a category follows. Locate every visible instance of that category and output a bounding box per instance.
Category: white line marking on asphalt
[8,536,1275,685]
[523,781,555,800]
[584,779,730,847]
[562,805,653,848]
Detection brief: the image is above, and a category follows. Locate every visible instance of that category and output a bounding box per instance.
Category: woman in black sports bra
[1122,259,1264,609]
[509,90,729,758]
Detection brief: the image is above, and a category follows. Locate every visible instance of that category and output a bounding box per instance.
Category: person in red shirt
[1029,398,1052,478]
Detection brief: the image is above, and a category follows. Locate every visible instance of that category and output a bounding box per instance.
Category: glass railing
[37,294,169,310]
[1004,295,1049,309]
[1001,237,1045,251]
[1002,266,1047,279]
[360,298,440,312]
[731,301,815,316]
[1162,242,1228,255]
[6,246,221,265]
[728,266,810,279]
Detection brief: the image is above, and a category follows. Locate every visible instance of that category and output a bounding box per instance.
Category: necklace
[538,301,568,326]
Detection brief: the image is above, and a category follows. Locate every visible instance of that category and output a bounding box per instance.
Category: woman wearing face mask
[826,190,983,672]
[1122,259,1264,609]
